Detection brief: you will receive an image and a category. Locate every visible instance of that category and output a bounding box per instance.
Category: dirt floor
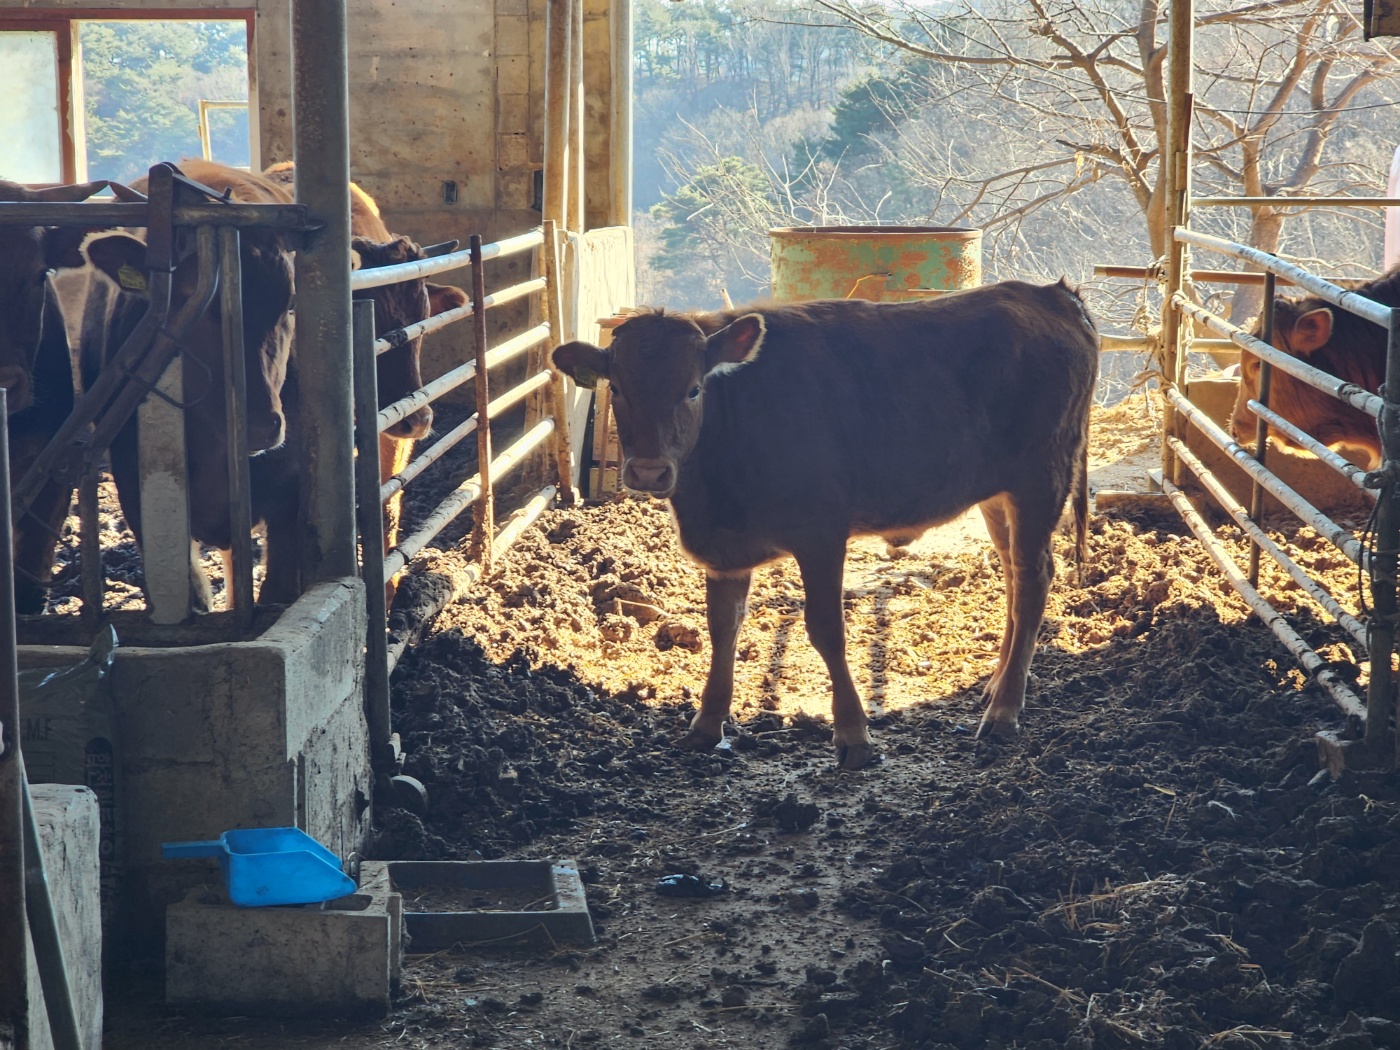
[102,388,1400,1050]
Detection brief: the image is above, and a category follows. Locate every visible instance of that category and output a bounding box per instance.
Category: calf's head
[1230,298,1335,445]
[83,226,294,453]
[552,311,765,497]
[0,180,110,412]
[351,234,468,440]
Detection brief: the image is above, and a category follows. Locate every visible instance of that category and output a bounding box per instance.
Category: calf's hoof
[675,724,724,752]
[975,709,1020,740]
[834,734,876,771]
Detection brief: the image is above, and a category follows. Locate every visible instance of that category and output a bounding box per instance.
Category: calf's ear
[705,314,765,373]
[427,283,469,314]
[1289,307,1334,355]
[553,341,609,389]
[84,233,151,296]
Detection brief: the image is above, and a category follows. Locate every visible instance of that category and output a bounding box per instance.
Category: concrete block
[498,92,530,136]
[26,785,103,1050]
[18,578,370,950]
[1181,376,1373,519]
[496,14,530,56]
[166,871,402,1016]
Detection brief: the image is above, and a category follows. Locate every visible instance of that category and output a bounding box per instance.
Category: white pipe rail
[1167,436,1369,651]
[1175,229,1391,329]
[351,228,545,290]
[1162,477,1368,721]
[1172,294,1385,420]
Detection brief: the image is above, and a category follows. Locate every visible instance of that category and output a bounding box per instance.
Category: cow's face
[352,235,467,440]
[553,312,765,497]
[84,229,294,454]
[1230,298,1333,444]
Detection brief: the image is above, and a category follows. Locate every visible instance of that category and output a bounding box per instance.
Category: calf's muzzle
[623,457,675,496]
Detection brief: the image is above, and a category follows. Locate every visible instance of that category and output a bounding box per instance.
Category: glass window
[79,20,249,183]
[0,31,63,183]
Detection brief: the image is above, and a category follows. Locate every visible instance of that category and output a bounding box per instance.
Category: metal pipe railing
[383,418,555,579]
[469,236,497,568]
[1243,401,1378,495]
[1162,477,1368,721]
[384,483,556,676]
[376,324,550,436]
[350,228,545,291]
[0,201,310,228]
[1166,388,1369,570]
[371,278,546,355]
[218,226,256,620]
[1168,436,1369,651]
[1175,229,1392,330]
[1172,294,1385,420]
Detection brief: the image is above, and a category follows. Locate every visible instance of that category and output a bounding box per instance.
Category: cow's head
[1230,297,1334,445]
[0,179,111,412]
[552,311,765,497]
[83,224,295,454]
[352,235,468,440]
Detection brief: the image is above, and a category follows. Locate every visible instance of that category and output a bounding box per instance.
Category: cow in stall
[552,284,1098,769]
[1230,268,1400,470]
[258,161,468,603]
[0,177,131,612]
[69,160,297,612]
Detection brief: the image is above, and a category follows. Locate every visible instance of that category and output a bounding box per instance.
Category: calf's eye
[687,385,701,402]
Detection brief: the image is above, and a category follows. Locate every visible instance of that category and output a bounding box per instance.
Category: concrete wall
[26,785,103,1050]
[20,579,370,949]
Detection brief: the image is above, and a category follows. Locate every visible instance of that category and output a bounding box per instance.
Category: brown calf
[1230,268,1400,469]
[553,283,1097,769]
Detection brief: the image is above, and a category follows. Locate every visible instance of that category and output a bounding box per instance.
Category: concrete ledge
[166,869,402,1016]
[27,785,103,1050]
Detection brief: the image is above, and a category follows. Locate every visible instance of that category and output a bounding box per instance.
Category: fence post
[543,220,577,501]
[0,390,29,1047]
[292,0,358,588]
[1160,0,1193,486]
[1371,307,1400,761]
[351,299,393,773]
[1247,272,1276,587]
[219,226,256,620]
[470,236,496,569]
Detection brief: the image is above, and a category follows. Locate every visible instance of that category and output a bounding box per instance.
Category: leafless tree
[812,0,1400,319]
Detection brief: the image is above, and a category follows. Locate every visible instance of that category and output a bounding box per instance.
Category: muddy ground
[101,390,1400,1050]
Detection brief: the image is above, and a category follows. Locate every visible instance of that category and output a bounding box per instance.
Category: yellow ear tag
[116,264,148,294]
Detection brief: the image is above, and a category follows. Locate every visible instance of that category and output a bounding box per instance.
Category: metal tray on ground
[384,859,595,950]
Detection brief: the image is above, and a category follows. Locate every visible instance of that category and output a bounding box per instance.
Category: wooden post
[544,0,571,231]
[1371,307,1400,762]
[218,226,256,619]
[543,221,577,500]
[470,236,496,568]
[1161,0,1193,485]
[570,0,586,233]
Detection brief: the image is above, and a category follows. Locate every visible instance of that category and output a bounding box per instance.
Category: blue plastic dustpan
[162,827,356,907]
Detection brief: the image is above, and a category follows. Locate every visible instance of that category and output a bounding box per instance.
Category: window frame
[0,8,255,185]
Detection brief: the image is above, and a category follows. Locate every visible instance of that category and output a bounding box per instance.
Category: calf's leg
[978,495,1016,703]
[678,571,751,752]
[977,491,1058,738]
[794,541,874,770]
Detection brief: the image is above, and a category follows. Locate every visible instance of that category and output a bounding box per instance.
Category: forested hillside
[635,0,1400,328]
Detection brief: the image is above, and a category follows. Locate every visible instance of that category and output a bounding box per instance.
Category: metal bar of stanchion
[543,220,577,498]
[1372,307,1400,761]
[1248,272,1276,587]
[352,300,393,774]
[219,226,255,620]
[0,390,31,1047]
[469,236,496,569]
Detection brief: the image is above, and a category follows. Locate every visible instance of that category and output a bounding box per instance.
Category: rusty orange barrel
[769,225,982,303]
